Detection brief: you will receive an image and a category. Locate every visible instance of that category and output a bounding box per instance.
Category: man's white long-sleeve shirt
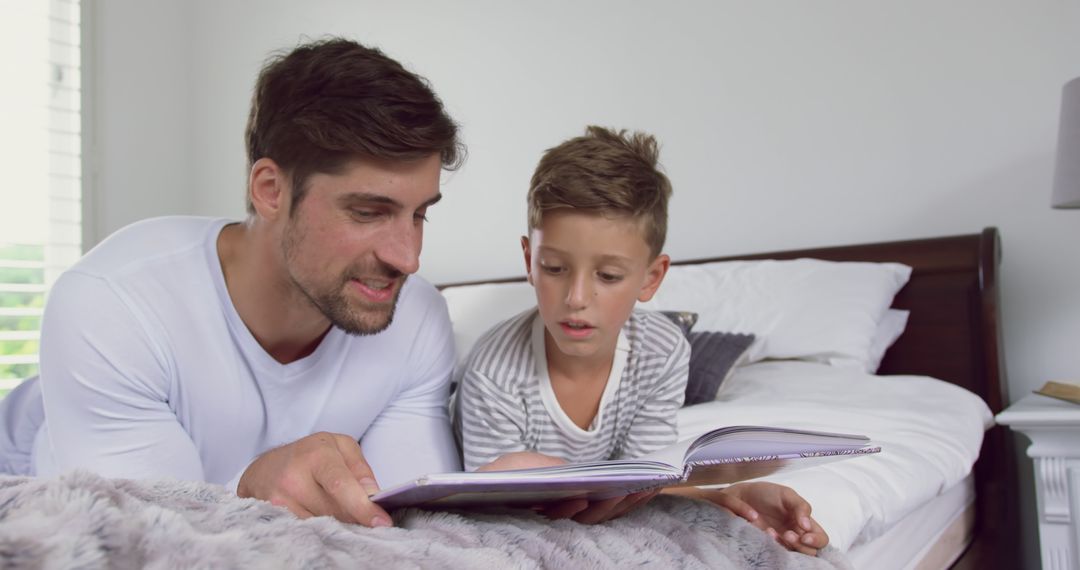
[5,216,461,489]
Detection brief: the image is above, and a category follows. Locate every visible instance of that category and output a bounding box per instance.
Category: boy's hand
[237,432,392,528]
[478,452,660,523]
[539,488,661,524]
[714,482,828,556]
[476,451,568,472]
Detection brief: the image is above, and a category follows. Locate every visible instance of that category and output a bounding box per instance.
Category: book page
[640,425,869,468]
[685,426,870,463]
[675,446,882,487]
[639,437,697,468]
[419,460,678,480]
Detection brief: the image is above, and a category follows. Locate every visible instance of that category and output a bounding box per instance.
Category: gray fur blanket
[0,471,852,569]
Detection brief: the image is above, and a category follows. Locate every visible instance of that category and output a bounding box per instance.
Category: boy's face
[522,210,670,365]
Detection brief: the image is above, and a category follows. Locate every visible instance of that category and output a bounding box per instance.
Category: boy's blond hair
[527,126,672,258]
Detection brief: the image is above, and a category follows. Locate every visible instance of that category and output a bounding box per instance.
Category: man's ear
[248,158,288,221]
[521,236,534,286]
[637,253,670,302]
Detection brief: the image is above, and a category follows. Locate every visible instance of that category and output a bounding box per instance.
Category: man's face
[281,153,443,335]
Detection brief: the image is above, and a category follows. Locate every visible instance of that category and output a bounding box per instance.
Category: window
[0,0,83,396]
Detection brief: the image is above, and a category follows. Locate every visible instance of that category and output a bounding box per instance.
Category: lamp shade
[1053,76,1080,209]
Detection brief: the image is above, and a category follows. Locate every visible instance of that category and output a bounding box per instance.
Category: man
[0,38,464,528]
[0,37,651,529]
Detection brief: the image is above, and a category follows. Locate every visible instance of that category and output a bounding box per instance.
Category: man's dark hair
[245,37,465,214]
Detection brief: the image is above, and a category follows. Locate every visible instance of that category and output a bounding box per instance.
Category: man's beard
[296,271,405,336]
[282,224,406,336]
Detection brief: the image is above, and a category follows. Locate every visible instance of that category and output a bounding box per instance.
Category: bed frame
[443,227,1017,568]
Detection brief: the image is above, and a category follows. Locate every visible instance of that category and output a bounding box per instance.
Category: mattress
[846,475,975,569]
[675,360,992,552]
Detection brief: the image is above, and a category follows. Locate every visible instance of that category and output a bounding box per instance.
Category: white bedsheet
[675,360,992,552]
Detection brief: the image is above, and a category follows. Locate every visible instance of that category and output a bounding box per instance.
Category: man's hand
[705,482,829,556]
[237,432,392,527]
[477,451,660,524]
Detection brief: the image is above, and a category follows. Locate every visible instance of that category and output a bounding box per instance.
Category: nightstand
[996,393,1080,570]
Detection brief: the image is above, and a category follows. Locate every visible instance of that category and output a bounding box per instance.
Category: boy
[452,126,828,554]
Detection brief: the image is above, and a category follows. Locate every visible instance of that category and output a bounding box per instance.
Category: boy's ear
[249,157,288,221]
[521,236,534,286]
[637,253,670,302]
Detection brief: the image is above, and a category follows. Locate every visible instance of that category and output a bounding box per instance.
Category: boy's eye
[540,264,564,275]
[598,272,624,283]
[413,212,430,224]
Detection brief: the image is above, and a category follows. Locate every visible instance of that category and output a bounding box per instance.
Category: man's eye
[351,209,381,221]
[413,212,430,223]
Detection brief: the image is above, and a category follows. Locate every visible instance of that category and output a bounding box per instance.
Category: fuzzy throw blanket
[0,471,853,569]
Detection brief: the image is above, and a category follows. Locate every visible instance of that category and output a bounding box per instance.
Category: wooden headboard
[669,227,1009,414]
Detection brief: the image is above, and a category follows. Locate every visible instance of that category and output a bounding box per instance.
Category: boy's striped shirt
[452,308,689,472]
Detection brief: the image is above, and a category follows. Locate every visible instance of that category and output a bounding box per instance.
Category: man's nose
[375,218,422,276]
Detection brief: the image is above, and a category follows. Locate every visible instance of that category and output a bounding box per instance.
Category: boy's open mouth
[559,319,595,338]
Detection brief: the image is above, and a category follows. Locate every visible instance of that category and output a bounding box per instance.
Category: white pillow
[637,258,911,369]
[440,258,911,373]
[440,281,536,368]
[863,309,910,373]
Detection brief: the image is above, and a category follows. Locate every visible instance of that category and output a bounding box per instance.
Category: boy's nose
[565,274,591,309]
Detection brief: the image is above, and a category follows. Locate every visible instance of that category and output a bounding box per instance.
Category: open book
[371,426,880,509]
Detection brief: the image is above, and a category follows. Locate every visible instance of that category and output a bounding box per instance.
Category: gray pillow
[684,331,755,406]
[659,311,698,337]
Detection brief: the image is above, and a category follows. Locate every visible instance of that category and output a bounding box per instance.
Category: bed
[437,226,1019,569]
[0,228,1018,569]
[705,226,1017,569]
[669,226,1020,569]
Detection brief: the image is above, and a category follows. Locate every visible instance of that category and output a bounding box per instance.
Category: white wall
[84,0,193,239]
[88,1,1080,565]
[89,0,1080,398]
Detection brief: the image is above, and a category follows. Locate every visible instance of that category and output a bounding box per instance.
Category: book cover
[1034,381,1080,405]
[371,425,881,510]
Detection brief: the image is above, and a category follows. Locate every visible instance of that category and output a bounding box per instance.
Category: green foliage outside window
[0,244,45,398]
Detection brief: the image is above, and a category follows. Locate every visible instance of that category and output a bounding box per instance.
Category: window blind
[0,0,82,394]
[47,0,83,286]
